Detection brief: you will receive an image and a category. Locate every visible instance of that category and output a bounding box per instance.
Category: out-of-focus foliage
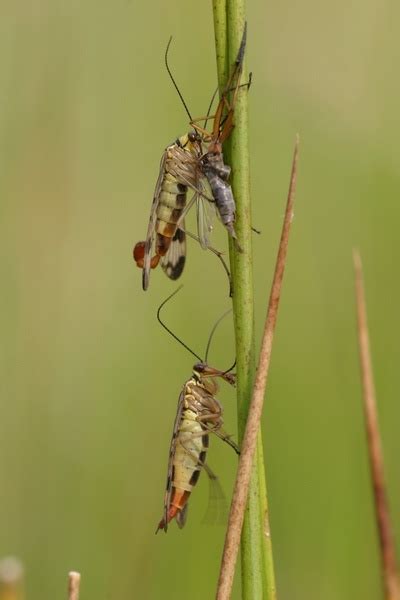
[0,1,399,598]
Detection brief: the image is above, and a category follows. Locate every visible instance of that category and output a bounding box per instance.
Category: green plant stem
[212,1,228,85]
[212,2,276,598]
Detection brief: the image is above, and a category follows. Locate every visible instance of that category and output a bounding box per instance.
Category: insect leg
[190,119,216,139]
[195,417,240,455]
[190,76,252,142]
[211,428,240,454]
[223,75,253,97]
[218,110,234,145]
[216,75,253,144]
[181,227,233,297]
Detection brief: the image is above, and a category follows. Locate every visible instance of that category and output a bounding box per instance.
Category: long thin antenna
[222,359,236,376]
[203,85,219,132]
[157,286,203,362]
[204,308,232,364]
[165,37,193,122]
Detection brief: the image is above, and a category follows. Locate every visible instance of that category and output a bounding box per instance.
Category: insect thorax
[165,141,201,189]
[191,372,219,396]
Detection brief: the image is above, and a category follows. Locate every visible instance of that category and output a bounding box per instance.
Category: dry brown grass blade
[216,136,299,600]
[353,251,400,600]
[0,557,24,600]
[68,571,81,600]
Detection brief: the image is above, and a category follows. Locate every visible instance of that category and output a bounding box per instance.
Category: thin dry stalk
[68,572,81,600]
[216,137,299,600]
[0,557,24,600]
[353,251,400,600]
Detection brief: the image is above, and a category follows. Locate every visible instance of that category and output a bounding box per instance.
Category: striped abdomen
[133,134,203,288]
[154,138,201,257]
[154,172,188,257]
[157,408,208,531]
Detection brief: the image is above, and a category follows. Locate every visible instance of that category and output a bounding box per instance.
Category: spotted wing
[156,390,185,533]
[160,224,186,280]
[141,151,168,291]
[170,176,215,252]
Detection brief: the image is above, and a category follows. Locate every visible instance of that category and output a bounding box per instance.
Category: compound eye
[188,131,199,142]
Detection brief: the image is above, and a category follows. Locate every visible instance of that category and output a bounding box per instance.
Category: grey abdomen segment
[207,174,235,226]
[201,152,241,247]
[202,153,236,225]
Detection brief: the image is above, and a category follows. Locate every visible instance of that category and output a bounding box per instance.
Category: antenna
[165,37,193,122]
[204,308,232,364]
[222,359,236,375]
[157,286,203,362]
[157,288,235,368]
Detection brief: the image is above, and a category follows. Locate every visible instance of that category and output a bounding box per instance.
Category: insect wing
[202,469,228,527]
[176,503,189,529]
[167,143,199,188]
[161,224,186,280]
[196,188,215,250]
[142,151,168,291]
[157,390,185,533]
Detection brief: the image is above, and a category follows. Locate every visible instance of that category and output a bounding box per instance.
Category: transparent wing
[201,465,228,526]
[168,146,215,239]
[176,503,189,529]
[142,151,167,291]
[196,181,216,250]
[167,144,200,189]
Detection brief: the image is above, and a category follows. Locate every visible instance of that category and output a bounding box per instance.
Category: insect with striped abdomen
[155,288,239,533]
[133,26,249,290]
[133,130,208,291]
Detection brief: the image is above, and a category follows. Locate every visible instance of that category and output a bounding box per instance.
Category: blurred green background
[1,1,399,598]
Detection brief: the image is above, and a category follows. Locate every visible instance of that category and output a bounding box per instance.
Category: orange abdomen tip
[156,489,191,533]
[133,241,145,264]
[133,242,160,269]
